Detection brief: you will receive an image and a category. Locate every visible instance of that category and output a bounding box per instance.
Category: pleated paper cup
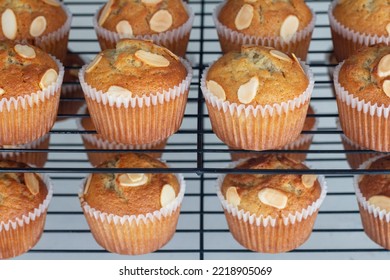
[0,174,53,259]
[354,156,390,249]
[201,61,314,151]
[216,163,327,253]
[79,58,192,145]
[0,134,50,168]
[328,1,390,62]
[0,56,64,145]
[79,174,185,255]
[334,62,390,152]
[93,3,194,57]
[213,1,316,60]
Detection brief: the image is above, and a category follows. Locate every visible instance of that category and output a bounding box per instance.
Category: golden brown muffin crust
[0,160,48,222]
[84,39,187,96]
[338,44,390,106]
[0,0,67,40]
[0,41,59,98]
[359,156,390,199]
[221,155,321,218]
[82,153,180,216]
[99,0,189,35]
[332,0,390,36]
[218,0,312,37]
[206,45,309,105]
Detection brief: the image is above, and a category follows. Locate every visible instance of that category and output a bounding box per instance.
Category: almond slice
[206,80,226,101]
[24,173,40,195]
[226,186,240,207]
[160,184,176,207]
[1,9,17,40]
[149,10,173,33]
[258,188,288,209]
[386,23,390,36]
[292,53,305,74]
[39,68,58,89]
[117,173,148,187]
[135,50,170,67]
[42,0,61,6]
[107,85,132,98]
[30,16,47,37]
[235,4,253,30]
[142,0,163,4]
[378,54,390,78]
[280,15,299,42]
[14,44,36,59]
[237,76,259,104]
[98,0,114,26]
[301,174,317,188]
[270,49,292,62]
[383,80,390,98]
[86,54,103,73]
[0,88,4,96]
[368,195,390,212]
[116,20,133,38]
[84,175,92,194]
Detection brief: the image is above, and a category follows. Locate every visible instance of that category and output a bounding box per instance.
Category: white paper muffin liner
[0,56,64,145]
[79,173,185,255]
[213,1,316,60]
[0,173,53,259]
[215,160,327,253]
[334,62,390,152]
[201,60,314,151]
[93,3,194,57]
[328,0,390,62]
[354,155,390,249]
[79,58,192,145]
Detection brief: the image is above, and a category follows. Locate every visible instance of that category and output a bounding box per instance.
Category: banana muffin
[334,44,390,152]
[329,0,390,62]
[0,0,72,61]
[218,154,326,253]
[201,45,314,151]
[80,39,192,145]
[94,0,194,56]
[214,0,315,59]
[355,155,390,249]
[0,160,52,259]
[0,41,64,145]
[80,153,185,255]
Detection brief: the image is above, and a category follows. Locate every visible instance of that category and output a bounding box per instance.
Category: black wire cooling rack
[1,0,390,260]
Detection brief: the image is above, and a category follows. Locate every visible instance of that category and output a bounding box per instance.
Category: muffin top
[0,0,68,41]
[0,161,48,222]
[332,0,390,37]
[98,0,189,36]
[221,155,321,217]
[84,39,187,96]
[81,153,180,216]
[359,155,390,212]
[218,0,312,41]
[338,44,390,106]
[0,41,59,98]
[206,45,309,106]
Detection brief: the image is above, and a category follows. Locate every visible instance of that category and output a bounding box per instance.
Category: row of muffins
[1,152,390,259]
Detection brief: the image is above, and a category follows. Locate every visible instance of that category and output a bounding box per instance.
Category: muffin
[355,155,390,249]
[79,153,185,255]
[201,45,314,151]
[0,41,64,145]
[57,50,86,122]
[334,44,390,152]
[0,134,50,168]
[0,0,72,62]
[217,155,327,253]
[77,105,167,166]
[213,0,315,60]
[230,105,317,161]
[329,0,390,62]
[79,39,192,145]
[0,160,53,259]
[94,0,194,57]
